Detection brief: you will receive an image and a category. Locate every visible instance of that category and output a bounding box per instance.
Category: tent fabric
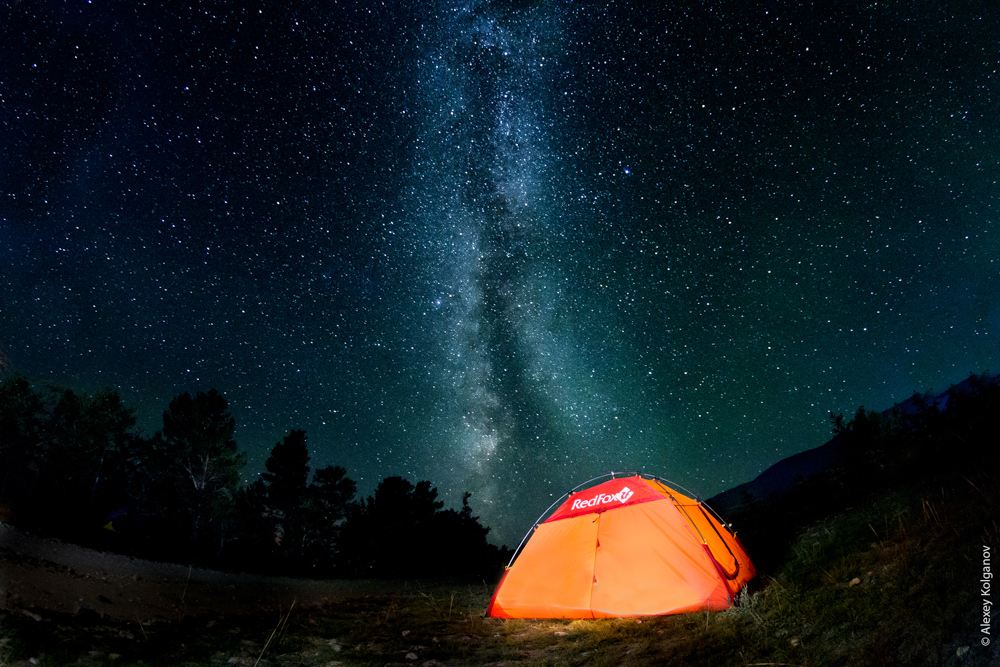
[486,474,755,619]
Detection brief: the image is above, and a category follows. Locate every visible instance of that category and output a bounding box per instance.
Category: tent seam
[588,512,600,619]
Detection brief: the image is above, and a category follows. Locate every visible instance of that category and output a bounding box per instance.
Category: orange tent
[486,474,755,618]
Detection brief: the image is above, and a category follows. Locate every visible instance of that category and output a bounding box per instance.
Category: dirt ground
[0,523,395,623]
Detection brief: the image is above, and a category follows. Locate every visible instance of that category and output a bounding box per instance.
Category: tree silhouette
[0,381,140,536]
[261,429,310,568]
[338,477,439,576]
[0,373,44,501]
[431,491,505,577]
[1,374,510,578]
[338,477,505,578]
[304,464,357,573]
[225,478,273,572]
[42,387,138,520]
[158,390,245,558]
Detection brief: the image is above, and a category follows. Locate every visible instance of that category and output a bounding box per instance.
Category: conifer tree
[262,429,310,567]
[304,464,357,571]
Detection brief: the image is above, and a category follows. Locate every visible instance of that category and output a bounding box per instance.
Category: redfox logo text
[571,486,635,510]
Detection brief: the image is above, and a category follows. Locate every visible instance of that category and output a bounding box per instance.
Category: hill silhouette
[709,371,1000,575]
[709,372,996,518]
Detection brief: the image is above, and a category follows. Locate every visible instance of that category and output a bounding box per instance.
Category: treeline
[824,371,1000,492]
[0,374,508,579]
[733,371,1000,573]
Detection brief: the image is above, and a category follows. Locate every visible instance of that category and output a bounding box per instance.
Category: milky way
[2,0,998,544]
[412,2,576,516]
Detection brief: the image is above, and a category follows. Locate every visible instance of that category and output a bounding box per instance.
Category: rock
[405,652,419,660]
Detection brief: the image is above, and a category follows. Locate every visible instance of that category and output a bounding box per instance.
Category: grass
[2,474,999,666]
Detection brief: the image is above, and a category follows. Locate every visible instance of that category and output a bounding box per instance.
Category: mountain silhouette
[707,372,999,516]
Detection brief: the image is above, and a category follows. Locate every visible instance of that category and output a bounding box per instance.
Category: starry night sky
[2,0,998,545]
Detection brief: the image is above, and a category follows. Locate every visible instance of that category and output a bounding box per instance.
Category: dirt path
[0,523,395,623]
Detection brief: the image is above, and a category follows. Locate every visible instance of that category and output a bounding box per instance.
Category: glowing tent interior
[486,473,756,619]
